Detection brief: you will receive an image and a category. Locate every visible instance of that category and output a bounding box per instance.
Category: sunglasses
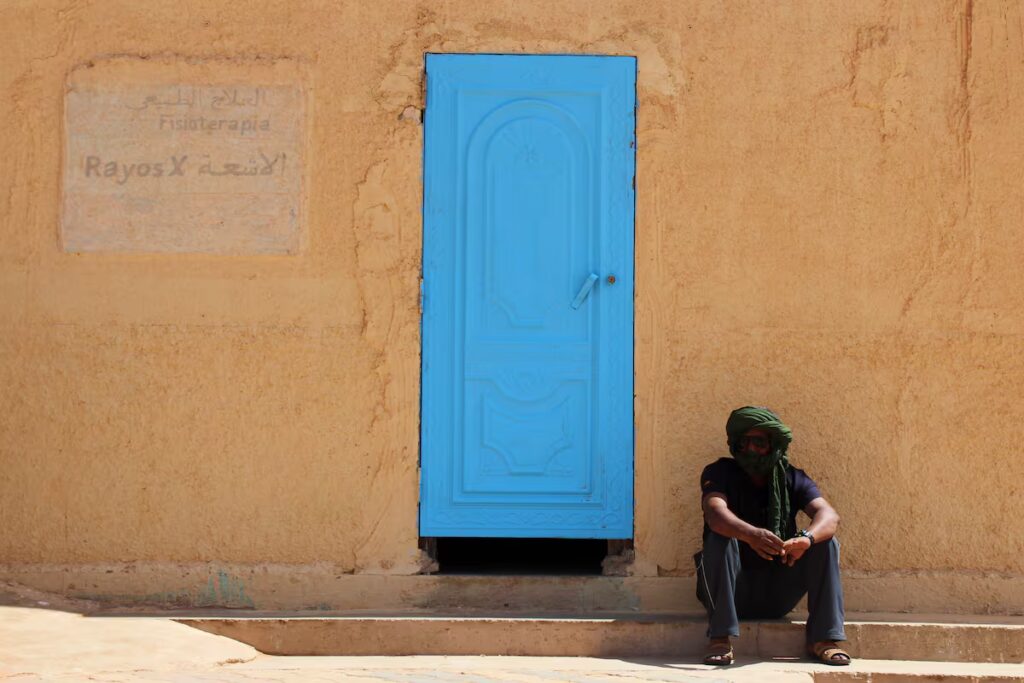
[738,435,771,449]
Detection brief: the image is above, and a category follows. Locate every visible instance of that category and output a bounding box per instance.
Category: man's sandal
[809,641,852,666]
[703,639,734,666]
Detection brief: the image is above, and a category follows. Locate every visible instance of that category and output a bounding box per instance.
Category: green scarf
[726,406,793,540]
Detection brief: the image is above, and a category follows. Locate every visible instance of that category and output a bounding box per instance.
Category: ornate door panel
[420,54,635,538]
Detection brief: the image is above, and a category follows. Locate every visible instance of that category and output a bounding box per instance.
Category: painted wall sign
[62,81,304,254]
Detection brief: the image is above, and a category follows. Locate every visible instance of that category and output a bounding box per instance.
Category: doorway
[419,53,637,541]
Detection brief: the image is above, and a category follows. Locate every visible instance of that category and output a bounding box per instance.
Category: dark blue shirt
[700,457,822,568]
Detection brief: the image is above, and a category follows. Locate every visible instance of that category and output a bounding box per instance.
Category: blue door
[420,54,635,538]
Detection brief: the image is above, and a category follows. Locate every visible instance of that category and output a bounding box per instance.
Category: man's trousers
[695,532,846,643]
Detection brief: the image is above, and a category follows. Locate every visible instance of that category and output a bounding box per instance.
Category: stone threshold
[5,565,1024,615]
[175,611,1024,662]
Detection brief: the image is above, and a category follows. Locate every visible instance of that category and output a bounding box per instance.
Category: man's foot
[808,640,852,665]
[703,637,734,665]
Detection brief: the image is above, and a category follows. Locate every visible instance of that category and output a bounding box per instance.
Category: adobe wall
[2,1,1021,613]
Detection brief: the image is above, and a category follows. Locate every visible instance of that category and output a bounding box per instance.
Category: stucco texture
[1,0,1022,608]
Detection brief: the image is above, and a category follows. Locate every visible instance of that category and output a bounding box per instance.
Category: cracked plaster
[1,0,1023,611]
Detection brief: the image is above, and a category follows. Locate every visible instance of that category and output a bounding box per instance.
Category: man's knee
[802,537,841,572]
[807,537,840,558]
[703,531,741,559]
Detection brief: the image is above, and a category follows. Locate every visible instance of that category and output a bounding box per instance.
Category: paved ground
[2,583,1023,682]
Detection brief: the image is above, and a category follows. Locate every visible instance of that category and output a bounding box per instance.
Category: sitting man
[696,406,850,666]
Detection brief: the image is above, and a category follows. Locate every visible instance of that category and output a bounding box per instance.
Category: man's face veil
[726,406,793,477]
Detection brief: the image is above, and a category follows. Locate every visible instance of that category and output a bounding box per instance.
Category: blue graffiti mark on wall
[196,570,255,608]
[72,569,256,609]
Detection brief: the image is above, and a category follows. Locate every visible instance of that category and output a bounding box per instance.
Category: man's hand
[743,528,784,561]
[780,536,812,566]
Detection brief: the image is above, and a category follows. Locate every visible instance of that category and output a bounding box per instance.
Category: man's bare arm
[702,492,784,561]
[779,496,840,566]
[803,497,840,543]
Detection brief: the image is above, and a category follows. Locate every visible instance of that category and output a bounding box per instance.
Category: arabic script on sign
[62,83,304,254]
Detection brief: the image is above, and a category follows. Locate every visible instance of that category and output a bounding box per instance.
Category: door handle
[570,273,599,310]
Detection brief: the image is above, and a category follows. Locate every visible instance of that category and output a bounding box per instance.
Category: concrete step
[177,611,1024,663]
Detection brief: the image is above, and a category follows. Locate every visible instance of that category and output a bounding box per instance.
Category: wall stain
[74,570,255,608]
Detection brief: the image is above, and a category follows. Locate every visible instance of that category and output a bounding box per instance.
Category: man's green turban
[726,406,793,541]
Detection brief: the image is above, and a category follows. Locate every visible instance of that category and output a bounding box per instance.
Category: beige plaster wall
[2,0,1022,608]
